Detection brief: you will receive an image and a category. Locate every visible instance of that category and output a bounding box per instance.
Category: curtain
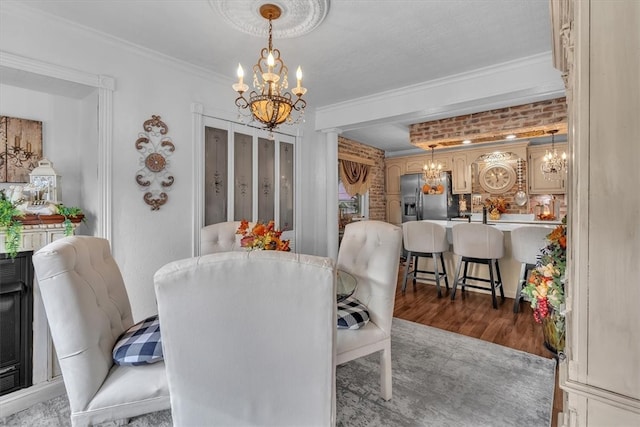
[339,159,370,197]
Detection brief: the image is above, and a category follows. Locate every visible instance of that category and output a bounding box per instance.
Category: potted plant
[0,189,24,258]
[56,204,85,236]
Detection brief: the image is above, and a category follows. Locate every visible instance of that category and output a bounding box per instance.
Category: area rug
[1,318,555,427]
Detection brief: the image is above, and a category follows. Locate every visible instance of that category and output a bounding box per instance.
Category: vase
[488,209,501,220]
[542,309,565,357]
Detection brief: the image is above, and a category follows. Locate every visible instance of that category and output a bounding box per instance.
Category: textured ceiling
[3,0,557,153]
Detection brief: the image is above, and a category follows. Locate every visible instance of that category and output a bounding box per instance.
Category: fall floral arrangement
[484,197,509,214]
[521,216,567,352]
[236,219,290,252]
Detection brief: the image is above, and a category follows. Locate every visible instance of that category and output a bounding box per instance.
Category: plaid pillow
[337,296,370,329]
[112,314,163,366]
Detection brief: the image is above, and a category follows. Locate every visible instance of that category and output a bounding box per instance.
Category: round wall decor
[479,162,516,194]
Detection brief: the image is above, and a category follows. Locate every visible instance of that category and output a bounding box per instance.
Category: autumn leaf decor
[236,220,290,252]
[521,215,567,355]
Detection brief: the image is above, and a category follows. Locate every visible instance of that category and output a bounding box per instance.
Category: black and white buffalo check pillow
[112,314,163,366]
[337,296,370,329]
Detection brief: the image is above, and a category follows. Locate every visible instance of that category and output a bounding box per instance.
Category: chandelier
[541,129,567,181]
[423,144,443,185]
[232,4,307,132]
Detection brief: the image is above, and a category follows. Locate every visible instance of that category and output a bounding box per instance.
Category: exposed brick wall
[338,137,386,221]
[410,97,567,149]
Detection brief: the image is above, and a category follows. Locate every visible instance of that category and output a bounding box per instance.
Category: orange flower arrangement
[236,219,290,251]
[521,218,566,322]
[484,197,509,214]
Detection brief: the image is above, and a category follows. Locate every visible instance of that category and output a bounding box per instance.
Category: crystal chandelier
[423,144,443,185]
[541,129,567,181]
[232,4,307,132]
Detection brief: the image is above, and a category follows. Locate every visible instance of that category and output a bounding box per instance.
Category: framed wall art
[0,116,43,183]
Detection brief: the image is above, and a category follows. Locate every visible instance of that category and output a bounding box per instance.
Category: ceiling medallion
[212,0,329,38]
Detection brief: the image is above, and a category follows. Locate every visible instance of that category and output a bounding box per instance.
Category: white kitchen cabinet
[527,143,567,194]
[451,152,472,194]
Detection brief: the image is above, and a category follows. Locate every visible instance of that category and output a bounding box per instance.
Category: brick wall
[338,137,386,221]
[410,97,567,149]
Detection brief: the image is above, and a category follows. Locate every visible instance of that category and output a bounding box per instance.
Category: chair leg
[495,260,505,301]
[451,256,463,300]
[440,253,450,291]
[513,263,528,313]
[412,255,418,289]
[432,253,442,298]
[402,251,412,294]
[379,341,392,401]
[461,260,470,294]
[488,259,498,309]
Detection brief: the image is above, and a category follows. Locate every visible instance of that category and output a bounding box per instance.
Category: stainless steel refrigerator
[401,171,459,221]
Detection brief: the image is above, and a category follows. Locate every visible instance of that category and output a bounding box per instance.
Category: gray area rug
[2,318,555,427]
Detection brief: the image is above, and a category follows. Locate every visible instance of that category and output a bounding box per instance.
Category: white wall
[0,4,331,320]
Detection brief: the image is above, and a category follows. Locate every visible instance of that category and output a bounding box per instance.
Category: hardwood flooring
[392,265,562,426]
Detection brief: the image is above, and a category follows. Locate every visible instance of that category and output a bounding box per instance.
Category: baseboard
[0,379,66,419]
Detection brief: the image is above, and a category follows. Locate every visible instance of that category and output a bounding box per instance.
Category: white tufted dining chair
[200,221,252,255]
[32,236,170,427]
[155,250,336,426]
[336,220,403,401]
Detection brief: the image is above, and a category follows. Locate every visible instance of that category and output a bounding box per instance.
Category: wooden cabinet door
[451,153,472,194]
[385,161,403,194]
[386,195,402,226]
[527,143,567,194]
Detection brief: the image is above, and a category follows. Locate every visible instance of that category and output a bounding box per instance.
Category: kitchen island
[413,215,560,300]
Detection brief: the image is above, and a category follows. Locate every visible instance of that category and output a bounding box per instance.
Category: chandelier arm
[235,95,249,109]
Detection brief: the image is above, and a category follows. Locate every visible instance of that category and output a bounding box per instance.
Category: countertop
[424,214,561,232]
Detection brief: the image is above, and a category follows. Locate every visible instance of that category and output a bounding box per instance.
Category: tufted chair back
[32,236,169,426]
[155,250,337,426]
[337,220,402,336]
[200,221,253,255]
[452,223,505,259]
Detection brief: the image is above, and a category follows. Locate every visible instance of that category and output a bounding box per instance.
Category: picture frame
[0,116,43,183]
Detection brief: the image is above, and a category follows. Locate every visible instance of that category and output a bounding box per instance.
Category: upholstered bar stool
[402,220,450,297]
[511,226,551,313]
[451,223,505,309]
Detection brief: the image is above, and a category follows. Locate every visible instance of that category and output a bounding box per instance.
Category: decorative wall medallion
[135,115,175,210]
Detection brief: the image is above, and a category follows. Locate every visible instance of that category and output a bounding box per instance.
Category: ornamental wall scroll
[135,115,175,210]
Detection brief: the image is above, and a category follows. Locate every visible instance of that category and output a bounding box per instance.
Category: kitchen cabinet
[405,155,451,174]
[527,143,567,194]
[386,195,402,226]
[385,161,404,194]
[451,152,472,194]
[384,159,404,226]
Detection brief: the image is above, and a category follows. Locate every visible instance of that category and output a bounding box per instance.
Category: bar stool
[402,221,450,297]
[451,223,505,309]
[511,226,551,313]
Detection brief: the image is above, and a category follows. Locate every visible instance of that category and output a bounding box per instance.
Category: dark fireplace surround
[0,251,33,396]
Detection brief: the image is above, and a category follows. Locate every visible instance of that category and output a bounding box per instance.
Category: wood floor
[392,264,562,426]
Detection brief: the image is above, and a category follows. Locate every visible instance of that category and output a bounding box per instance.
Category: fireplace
[0,251,33,396]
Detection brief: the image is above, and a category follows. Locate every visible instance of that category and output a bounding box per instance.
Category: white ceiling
[6,0,558,154]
